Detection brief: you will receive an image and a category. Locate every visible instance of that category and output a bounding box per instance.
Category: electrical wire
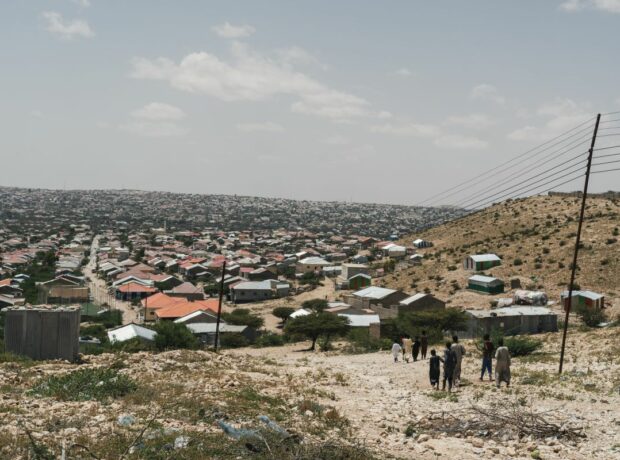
[414,117,595,206]
[448,140,590,208]
[461,161,588,210]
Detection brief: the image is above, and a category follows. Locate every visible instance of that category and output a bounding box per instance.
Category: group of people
[391,333,512,391]
[397,332,429,363]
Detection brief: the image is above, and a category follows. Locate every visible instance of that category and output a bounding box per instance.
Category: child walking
[429,349,443,389]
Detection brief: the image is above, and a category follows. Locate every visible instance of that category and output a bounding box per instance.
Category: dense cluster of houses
[0,185,612,359]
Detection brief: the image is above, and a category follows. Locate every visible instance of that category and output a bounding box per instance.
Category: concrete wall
[4,307,80,362]
[463,313,558,338]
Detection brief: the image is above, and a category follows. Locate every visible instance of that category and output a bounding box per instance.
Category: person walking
[420,331,429,360]
[391,340,402,363]
[451,335,466,388]
[442,341,456,392]
[495,338,511,388]
[480,334,494,381]
[402,336,413,363]
[412,336,421,362]
[429,349,443,390]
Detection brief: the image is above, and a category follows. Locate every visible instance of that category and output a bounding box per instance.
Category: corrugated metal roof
[466,306,555,318]
[186,323,247,334]
[469,254,501,262]
[353,286,397,299]
[399,293,427,305]
[108,324,156,343]
[469,275,501,283]
[561,290,604,300]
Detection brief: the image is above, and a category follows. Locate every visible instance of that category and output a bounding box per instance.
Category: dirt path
[84,236,137,325]
[230,332,620,459]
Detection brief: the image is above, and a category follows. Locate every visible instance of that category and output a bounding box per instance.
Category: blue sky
[1,0,619,204]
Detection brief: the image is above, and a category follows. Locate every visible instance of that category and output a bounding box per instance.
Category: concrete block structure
[4,305,81,362]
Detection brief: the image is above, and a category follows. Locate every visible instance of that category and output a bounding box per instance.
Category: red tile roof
[155,299,219,319]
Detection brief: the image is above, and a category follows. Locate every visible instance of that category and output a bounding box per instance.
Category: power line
[421,127,594,207]
[591,167,620,175]
[591,159,620,168]
[462,161,587,210]
[414,117,595,206]
[593,144,620,152]
[449,140,590,208]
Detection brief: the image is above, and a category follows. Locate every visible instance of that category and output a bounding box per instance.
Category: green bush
[494,333,542,357]
[222,309,264,329]
[80,324,107,341]
[89,310,122,328]
[254,332,285,347]
[575,305,607,327]
[30,368,137,401]
[219,333,249,348]
[344,329,391,354]
[153,321,199,351]
[513,258,523,266]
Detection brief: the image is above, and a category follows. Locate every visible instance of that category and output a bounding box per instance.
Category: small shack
[464,306,558,338]
[4,305,81,362]
[561,290,605,310]
[413,239,432,248]
[346,273,372,290]
[468,275,505,294]
[463,254,501,271]
[398,293,445,313]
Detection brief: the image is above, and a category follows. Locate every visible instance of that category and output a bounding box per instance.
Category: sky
[1,0,620,205]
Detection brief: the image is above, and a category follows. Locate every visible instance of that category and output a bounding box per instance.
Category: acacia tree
[285,312,349,351]
[301,298,328,312]
[272,306,295,324]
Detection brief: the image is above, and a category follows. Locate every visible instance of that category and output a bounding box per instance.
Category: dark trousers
[481,356,492,379]
[421,345,428,359]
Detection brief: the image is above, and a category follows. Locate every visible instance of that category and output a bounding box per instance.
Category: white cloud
[124,102,187,137]
[30,110,44,118]
[131,102,186,121]
[378,111,393,119]
[276,46,326,69]
[444,113,495,130]
[434,134,488,150]
[212,22,255,39]
[560,0,620,13]
[121,122,187,138]
[237,122,284,133]
[470,83,505,104]
[508,98,592,141]
[394,68,414,77]
[131,42,371,123]
[72,0,91,7]
[42,11,94,40]
[371,122,440,138]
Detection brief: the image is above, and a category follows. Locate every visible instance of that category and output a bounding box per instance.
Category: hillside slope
[387,195,620,314]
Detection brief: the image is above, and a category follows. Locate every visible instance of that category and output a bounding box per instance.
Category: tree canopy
[285,311,349,351]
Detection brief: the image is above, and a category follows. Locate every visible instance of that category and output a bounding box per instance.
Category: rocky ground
[1,326,618,459]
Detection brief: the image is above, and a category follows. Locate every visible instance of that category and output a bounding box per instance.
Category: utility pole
[558,113,601,374]
[214,260,226,352]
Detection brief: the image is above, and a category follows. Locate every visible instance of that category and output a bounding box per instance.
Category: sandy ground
[232,277,338,332]
[230,329,620,460]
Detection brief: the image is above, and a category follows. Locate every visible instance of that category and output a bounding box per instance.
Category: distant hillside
[385,195,620,313]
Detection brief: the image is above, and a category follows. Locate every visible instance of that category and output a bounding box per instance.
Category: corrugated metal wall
[4,308,80,362]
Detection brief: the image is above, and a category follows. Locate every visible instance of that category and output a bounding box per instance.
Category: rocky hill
[385,195,620,316]
[1,327,619,459]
